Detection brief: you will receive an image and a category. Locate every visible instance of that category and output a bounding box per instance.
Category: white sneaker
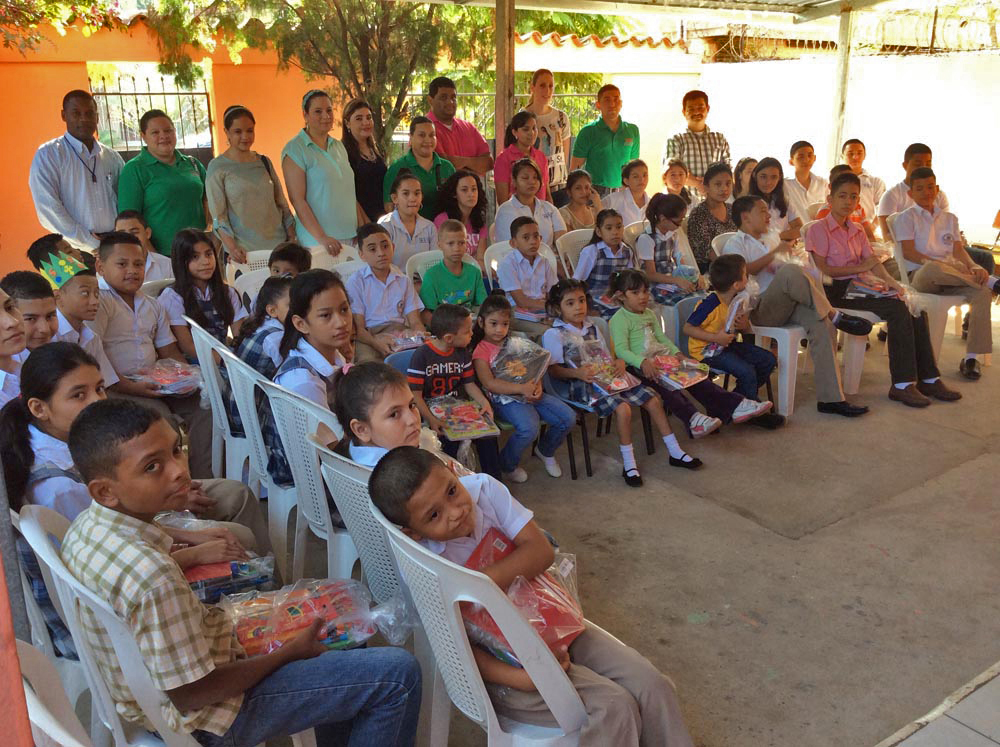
[689,412,722,439]
[505,467,529,483]
[535,453,563,478]
[732,398,773,423]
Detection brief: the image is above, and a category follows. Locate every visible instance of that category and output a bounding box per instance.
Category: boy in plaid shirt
[61,399,421,745]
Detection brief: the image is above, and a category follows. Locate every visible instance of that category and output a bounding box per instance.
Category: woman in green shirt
[117,109,208,256]
[281,90,361,257]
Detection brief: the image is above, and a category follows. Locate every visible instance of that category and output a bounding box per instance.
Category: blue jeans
[193,647,421,747]
[494,394,576,473]
[705,342,777,400]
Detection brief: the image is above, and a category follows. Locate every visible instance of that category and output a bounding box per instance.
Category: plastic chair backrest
[10,510,59,658]
[19,505,196,747]
[384,348,417,377]
[375,508,587,737]
[555,229,593,276]
[331,259,367,282]
[229,249,273,280]
[404,250,480,283]
[139,279,172,298]
[217,347,271,485]
[312,245,360,269]
[623,220,648,249]
[806,202,825,220]
[184,317,236,442]
[711,231,737,258]
[314,444,401,603]
[233,268,270,311]
[259,381,344,540]
[481,241,560,288]
[885,212,913,283]
[18,639,93,747]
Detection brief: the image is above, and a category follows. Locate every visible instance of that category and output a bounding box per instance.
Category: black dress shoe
[834,314,874,337]
[748,412,786,429]
[959,358,982,380]
[817,401,870,417]
[622,468,643,487]
[877,328,888,342]
[669,455,703,470]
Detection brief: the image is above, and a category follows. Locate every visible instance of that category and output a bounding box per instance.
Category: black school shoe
[960,358,982,380]
[622,468,644,487]
[817,401,870,417]
[834,313,874,337]
[748,412,786,429]
[669,455,703,470]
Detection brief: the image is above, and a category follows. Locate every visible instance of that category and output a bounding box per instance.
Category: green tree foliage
[0,0,118,54]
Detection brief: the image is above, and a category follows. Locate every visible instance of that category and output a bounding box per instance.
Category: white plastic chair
[311,244,360,270]
[331,258,367,282]
[806,202,825,220]
[18,639,93,747]
[405,249,480,284]
[232,267,271,312]
[315,444,451,747]
[482,242,559,289]
[375,508,587,746]
[219,347,297,580]
[554,229,593,277]
[184,317,252,484]
[139,279,172,297]
[258,380,358,582]
[226,249,272,283]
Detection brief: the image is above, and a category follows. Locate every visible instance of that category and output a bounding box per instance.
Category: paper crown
[39,251,88,290]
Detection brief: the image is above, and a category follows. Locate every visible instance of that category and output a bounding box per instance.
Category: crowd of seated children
[347,223,427,363]
[749,157,802,245]
[114,210,174,282]
[783,140,828,226]
[0,286,24,407]
[377,170,438,271]
[433,169,490,270]
[602,159,651,228]
[572,208,638,318]
[635,193,704,308]
[369,445,695,747]
[494,110,550,205]
[661,158,701,216]
[406,303,503,479]
[1,270,58,353]
[558,169,603,232]
[268,241,312,277]
[495,158,567,247]
[496,216,559,336]
[471,293,575,482]
[418,219,487,321]
[686,162,737,273]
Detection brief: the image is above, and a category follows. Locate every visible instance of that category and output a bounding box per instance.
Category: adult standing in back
[661,90,730,195]
[30,89,124,253]
[342,98,388,224]
[383,117,456,221]
[117,109,208,256]
[569,84,639,196]
[521,69,572,206]
[206,105,295,263]
[426,76,494,179]
[282,89,360,257]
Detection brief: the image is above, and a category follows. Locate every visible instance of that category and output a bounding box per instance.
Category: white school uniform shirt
[55,309,119,387]
[28,132,124,251]
[274,337,346,409]
[878,180,949,218]
[144,251,174,283]
[496,249,558,304]
[420,473,533,565]
[377,211,437,270]
[258,317,285,368]
[345,264,423,328]
[783,174,828,225]
[722,230,777,292]
[857,170,886,222]
[767,201,800,235]
[348,442,387,468]
[0,363,22,408]
[25,425,92,521]
[494,196,566,247]
[572,241,635,283]
[541,318,597,364]
[158,285,248,328]
[891,204,962,274]
[90,287,175,376]
[602,190,650,229]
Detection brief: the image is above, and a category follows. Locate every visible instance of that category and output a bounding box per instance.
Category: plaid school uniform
[648,231,703,307]
[582,243,637,319]
[227,322,282,437]
[555,326,655,417]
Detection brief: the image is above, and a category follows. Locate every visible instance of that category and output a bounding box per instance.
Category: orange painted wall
[0,22,336,276]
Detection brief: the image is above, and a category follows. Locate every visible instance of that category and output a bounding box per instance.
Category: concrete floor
[445,316,1000,746]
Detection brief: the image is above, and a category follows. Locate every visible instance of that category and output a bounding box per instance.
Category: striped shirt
[662,127,731,177]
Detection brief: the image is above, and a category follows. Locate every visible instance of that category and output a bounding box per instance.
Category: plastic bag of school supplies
[376,327,426,353]
[644,344,709,391]
[184,555,275,603]
[461,528,585,667]
[489,336,551,404]
[565,336,641,403]
[427,395,500,441]
[222,579,415,656]
[124,359,201,396]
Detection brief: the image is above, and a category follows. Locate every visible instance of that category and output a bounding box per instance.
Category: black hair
[232,275,292,349]
[703,162,733,187]
[789,140,813,158]
[749,157,789,218]
[68,399,165,483]
[356,223,391,247]
[279,269,348,358]
[139,109,170,134]
[830,171,862,194]
[302,89,330,112]
[596,84,620,100]
[115,209,149,229]
[565,169,593,194]
[662,158,693,205]
[645,193,686,229]
[428,76,457,98]
[390,168,422,197]
[169,229,235,332]
[26,234,65,271]
[268,241,312,273]
[708,254,746,293]
[62,90,94,110]
[223,105,254,130]
[545,277,591,318]
[731,195,764,230]
[504,111,536,148]
[368,445,446,526]
[509,216,538,239]
[620,158,647,185]
[1,271,54,302]
[682,89,708,108]
[842,138,865,152]
[437,169,487,233]
[904,143,932,162]
[732,157,757,196]
[409,116,433,136]
[828,163,852,182]
[511,157,543,188]
[333,362,409,448]
[609,268,648,297]
[909,167,936,184]
[97,231,142,261]
[590,208,622,245]
[0,343,99,511]
[471,291,512,349]
[341,99,384,166]
[429,303,471,339]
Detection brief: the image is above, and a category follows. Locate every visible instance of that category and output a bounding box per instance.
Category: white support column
[829,9,853,167]
[495,0,516,147]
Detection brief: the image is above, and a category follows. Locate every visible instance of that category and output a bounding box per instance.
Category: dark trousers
[967,246,996,274]
[706,342,777,400]
[441,435,503,479]
[631,368,743,429]
[826,279,940,384]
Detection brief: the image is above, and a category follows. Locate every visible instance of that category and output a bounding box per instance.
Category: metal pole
[0,460,30,641]
[829,9,853,169]
[494,0,516,146]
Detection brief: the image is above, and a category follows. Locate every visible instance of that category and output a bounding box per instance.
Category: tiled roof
[515,31,687,50]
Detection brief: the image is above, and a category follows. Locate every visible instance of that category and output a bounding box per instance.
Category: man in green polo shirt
[383,116,456,220]
[570,84,640,195]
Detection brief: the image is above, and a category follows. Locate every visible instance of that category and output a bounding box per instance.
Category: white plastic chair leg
[841,334,868,394]
[414,626,451,747]
[268,487,297,581]
[327,532,359,580]
[224,438,250,484]
[926,306,950,362]
[210,429,224,480]
[291,729,318,747]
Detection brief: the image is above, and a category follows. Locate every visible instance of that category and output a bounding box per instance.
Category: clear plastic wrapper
[222,579,415,656]
[419,428,474,476]
[376,327,427,353]
[560,331,641,404]
[427,395,500,441]
[489,336,551,405]
[644,345,709,390]
[124,359,201,396]
[155,510,221,532]
[462,528,585,668]
[184,555,275,603]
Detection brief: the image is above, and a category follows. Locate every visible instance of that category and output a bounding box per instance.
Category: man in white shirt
[29,90,124,252]
[841,138,886,229]
[784,141,828,225]
[894,168,999,381]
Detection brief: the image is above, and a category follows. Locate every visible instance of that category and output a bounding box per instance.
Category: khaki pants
[488,624,694,747]
[355,322,415,363]
[911,260,993,355]
[750,264,844,403]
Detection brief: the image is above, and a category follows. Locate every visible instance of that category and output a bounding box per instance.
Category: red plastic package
[462,528,585,667]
